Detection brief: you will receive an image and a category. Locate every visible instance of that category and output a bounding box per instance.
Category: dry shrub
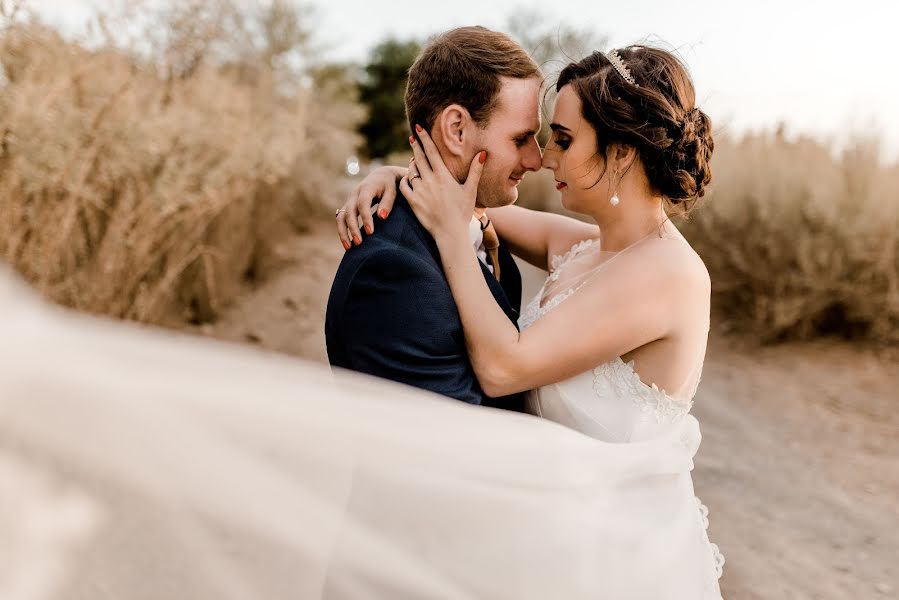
[679,132,899,344]
[0,3,363,325]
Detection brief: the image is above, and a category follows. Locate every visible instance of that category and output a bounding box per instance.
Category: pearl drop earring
[610,170,621,206]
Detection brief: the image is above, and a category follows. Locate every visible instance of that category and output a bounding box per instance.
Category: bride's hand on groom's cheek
[337,165,404,250]
[400,125,485,244]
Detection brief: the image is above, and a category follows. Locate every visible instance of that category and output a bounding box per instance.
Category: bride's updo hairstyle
[556,46,713,213]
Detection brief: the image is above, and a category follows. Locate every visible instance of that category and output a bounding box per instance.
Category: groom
[326,26,542,411]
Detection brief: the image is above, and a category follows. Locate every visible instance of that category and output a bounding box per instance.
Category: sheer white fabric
[0,266,722,600]
[522,236,723,592]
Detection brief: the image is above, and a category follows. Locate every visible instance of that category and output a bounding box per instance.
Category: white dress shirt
[468,216,493,275]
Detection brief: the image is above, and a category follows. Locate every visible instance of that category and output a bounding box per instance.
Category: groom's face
[470,77,543,208]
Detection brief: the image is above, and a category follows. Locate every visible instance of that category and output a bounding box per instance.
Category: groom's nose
[520,137,542,172]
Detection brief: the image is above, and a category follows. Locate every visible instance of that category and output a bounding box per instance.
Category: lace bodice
[519,239,596,331]
[518,237,703,443]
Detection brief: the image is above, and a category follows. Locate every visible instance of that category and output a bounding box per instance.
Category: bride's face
[542,85,609,215]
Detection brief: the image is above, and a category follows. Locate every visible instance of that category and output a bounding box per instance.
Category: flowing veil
[0,269,713,599]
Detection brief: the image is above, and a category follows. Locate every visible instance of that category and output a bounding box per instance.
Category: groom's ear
[433,104,473,159]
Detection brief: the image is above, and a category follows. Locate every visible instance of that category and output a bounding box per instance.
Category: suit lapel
[477,258,519,327]
[495,243,521,314]
[397,193,520,327]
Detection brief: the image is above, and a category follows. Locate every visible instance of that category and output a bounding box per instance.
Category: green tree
[358,38,420,159]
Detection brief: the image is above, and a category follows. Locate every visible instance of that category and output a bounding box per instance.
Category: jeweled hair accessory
[606,49,637,86]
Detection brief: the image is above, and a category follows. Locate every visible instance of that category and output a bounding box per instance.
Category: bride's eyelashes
[553,136,571,151]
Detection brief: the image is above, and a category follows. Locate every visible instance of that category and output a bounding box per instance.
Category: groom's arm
[328,248,484,404]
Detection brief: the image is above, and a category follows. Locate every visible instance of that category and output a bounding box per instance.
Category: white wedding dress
[519,237,724,598]
[0,255,723,600]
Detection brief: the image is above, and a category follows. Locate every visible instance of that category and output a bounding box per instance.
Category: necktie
[478,214,501,282]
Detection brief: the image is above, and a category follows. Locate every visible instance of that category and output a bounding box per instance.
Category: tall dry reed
[0,3,362,325]
[680,132,898,344]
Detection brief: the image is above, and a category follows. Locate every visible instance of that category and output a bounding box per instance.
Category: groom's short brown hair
[405,26,541,134]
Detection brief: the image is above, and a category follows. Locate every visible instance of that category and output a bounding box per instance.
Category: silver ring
[409,173,421,181]
[335,208,346,218]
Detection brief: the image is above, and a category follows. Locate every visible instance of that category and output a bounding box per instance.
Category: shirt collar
[469,216,483,253]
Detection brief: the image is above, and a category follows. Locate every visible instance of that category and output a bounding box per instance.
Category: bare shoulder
[636,234,710,295]
[589,234,710,302]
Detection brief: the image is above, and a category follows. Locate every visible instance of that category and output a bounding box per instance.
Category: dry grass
[679,132,899,345]
[0,3,363,325]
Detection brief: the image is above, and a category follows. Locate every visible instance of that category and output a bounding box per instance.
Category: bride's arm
[427,222,693,395]
[403,129,699,396]
[337,166,406,248]
[484,205,599,271]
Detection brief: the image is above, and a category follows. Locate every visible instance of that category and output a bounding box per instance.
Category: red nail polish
[479,150,487,164]
[354,236,361,245]
[409,135,414,145]
[378,209,388,219]
[415,124,422,133]
[342,240,351,251]
[365,225,373,235]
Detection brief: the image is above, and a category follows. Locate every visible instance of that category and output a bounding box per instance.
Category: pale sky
[26,0,899,159]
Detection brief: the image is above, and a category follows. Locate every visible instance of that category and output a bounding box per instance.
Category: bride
[340,46,725,594]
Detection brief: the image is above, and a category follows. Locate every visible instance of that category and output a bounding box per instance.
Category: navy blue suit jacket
[325,192,525,412]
